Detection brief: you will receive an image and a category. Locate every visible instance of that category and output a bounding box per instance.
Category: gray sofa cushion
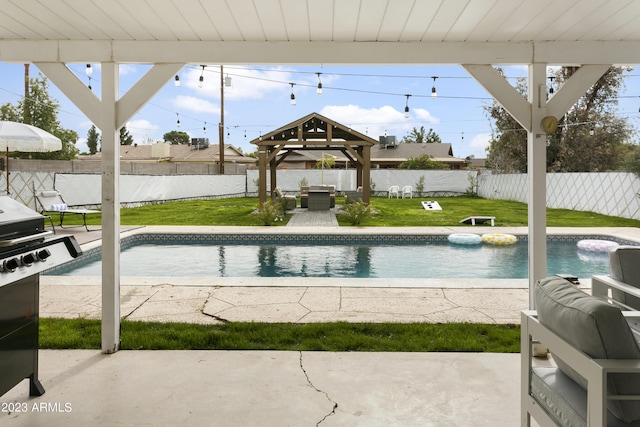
[534,276,640,423]
[609,246,640,309]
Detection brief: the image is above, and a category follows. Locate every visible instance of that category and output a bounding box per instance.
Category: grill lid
[0,196,42,225]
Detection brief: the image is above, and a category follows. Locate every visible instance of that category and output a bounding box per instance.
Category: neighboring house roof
[78,143,256,164]
[279,143,466,165]
[371,143,462,163]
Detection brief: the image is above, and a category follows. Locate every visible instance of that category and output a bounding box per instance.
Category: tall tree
[401,126,442,144]
[86,125,100,154]
[485,66,634,173]
[119,125,134,145]
[0,72,79,160]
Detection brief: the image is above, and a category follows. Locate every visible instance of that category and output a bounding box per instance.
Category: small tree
[120,125,134,145]
[315,154,335,169]
[415,175,425,196]
[86,125,100,154]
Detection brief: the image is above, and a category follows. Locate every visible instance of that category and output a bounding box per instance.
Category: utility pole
[219,65,225,175]
[23,64,30,124]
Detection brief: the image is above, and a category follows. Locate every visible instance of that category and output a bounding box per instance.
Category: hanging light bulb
[224,74,232,87]
[316,72,323,95]
[404,94,411,118]
[86,64,92,75]
[290,83,296,106]
[176,113,180,128]
[203,122,207,134]
[590,127,595,136]
[431,76,438,98]
[87,76,92,91]
[174,75,180,87]
[548,76,555,94]
[198,65,205,88]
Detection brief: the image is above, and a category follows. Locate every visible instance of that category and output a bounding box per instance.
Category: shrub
[338,201,378,225]
[251,199,284,225]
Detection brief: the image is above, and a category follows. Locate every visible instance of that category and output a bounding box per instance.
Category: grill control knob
[37,249,51,261]
[4,258,20,272]
[21,253,37,266]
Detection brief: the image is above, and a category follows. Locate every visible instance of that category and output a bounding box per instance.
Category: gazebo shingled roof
[250,112,377,204]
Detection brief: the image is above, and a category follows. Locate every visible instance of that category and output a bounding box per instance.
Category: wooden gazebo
[250,112,378,204]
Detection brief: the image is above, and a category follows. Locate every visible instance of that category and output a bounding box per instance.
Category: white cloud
[468,133,491,155]
[178,65,304,101]
[126,119,160,144]
[173,95,220,114]
[319,104,441,140]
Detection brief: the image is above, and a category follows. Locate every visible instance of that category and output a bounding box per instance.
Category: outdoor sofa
[522,276,640,426]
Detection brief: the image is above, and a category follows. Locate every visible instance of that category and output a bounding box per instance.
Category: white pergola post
[463,63,610,308]
[527,63,548,309]
[35,61,184,353]
[100,62,120,353]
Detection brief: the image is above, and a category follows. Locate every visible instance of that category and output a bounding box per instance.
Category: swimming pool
[45,233,628,279]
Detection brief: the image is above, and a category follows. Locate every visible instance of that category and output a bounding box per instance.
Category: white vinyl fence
[478,171,640,220]
[5,168,640,220]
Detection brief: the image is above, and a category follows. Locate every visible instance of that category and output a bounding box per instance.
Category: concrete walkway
[286,207,339,227]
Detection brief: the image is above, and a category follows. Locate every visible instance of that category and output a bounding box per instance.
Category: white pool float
[448,233,482,245]
[576,239,619,252]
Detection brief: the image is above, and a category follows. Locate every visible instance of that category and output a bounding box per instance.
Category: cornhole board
[421,201,442,210]
[460,216,495,226]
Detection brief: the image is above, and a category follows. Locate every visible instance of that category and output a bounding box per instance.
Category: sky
[0,62,639,160]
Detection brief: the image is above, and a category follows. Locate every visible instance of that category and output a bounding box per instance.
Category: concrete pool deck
[39,224,640,325]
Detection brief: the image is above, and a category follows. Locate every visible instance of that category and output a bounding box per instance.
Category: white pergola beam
[117,63,184,129]
[33,63,102,126]
[462,64,532,131]
[4,40,640,65]
[546,64,611,119]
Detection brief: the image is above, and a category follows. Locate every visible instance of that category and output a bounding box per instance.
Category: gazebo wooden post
[362,145,371,204]
[269,151,277,199]
[258,148,267,204]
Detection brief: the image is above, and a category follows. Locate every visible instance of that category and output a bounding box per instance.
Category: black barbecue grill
[0,195,82,398]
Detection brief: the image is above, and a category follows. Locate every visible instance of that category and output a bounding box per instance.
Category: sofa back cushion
[609,245,640,309]
[534,276,640,423]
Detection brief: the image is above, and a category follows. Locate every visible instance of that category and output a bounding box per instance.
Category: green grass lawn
[40,318,520,353]
[65,195,640,228]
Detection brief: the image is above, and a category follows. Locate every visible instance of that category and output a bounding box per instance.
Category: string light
[203,122,207,134]
[198,65,205,88]
[86,64,92,75]
[590,127,595,136]
[431,76,438,98]
[290,83,296,106]
[87,76,92,91]
[316,72,323,95]
[176,113,180,128]
[548,76,555,94]
[404,94,411,118]
[224,74,232,87]
[174,75,180,87]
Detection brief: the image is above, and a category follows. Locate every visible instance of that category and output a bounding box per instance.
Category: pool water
[49,240,614,279]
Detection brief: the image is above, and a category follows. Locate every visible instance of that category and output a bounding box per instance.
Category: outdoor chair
[344,186,363,204]
[592,245,640,310]
[388,185,400,198]
[401,185,413,198]
[35,190,100,231]
[522,276,640,426]
[274,187,296,210]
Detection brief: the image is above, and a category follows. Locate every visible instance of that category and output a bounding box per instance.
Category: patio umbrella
[0,121,62,194]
